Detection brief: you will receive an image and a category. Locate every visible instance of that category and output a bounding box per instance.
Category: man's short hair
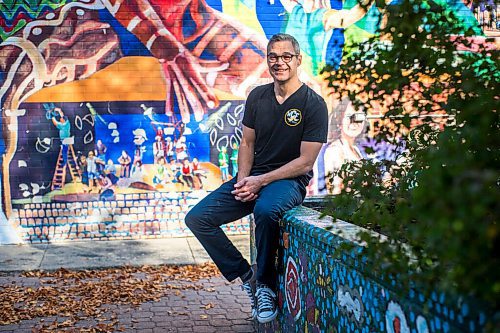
[267,33,300,55]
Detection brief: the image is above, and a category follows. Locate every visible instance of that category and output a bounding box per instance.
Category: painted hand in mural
[103,0,220,123]
[0,0,268,120]
[140,0,270,98]
[159,52,219,123]
[102,0,270,123]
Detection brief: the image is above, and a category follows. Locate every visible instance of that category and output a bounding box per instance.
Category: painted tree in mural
[322,0,498,328]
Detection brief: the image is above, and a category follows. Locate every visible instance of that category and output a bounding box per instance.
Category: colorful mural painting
[0,0,492,242]
[251,206,490,332]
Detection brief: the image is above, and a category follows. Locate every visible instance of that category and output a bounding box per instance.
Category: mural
[0,0,490,242]
[255,207,490,332]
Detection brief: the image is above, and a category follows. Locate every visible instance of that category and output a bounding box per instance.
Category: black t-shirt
[242,83,328,188]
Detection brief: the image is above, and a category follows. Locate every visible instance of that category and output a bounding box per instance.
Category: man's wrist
[259,173,272,187]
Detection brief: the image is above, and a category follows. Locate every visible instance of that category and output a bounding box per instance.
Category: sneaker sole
[257,310,278,324]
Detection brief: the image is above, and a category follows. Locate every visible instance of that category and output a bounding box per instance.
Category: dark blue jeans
[185,177,305,291]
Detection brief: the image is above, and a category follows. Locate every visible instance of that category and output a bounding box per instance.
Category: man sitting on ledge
[185,33,328,324]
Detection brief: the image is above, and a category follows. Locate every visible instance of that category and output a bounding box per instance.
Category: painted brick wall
[0,1,485,243]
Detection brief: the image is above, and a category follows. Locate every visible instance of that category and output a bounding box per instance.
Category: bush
[321,0,499,329]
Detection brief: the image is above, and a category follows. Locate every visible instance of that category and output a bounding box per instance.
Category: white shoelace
[256,286,276,313]
[241,282,256,311]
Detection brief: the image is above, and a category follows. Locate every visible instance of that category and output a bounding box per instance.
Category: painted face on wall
[342,103,364,138]
[267,40,302,84]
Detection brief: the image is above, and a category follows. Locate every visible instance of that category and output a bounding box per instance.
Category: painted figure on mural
[218,146,230,182]
[132,128,147,164]
[186,34,328,323]
[153,136,165,162]
[117,150,132,178]
[165,136,175,162]
[104,159,117,177]
[318,97,365,194]
[48,106,71,166]
[181,158,195,189]
[94,139,107,172]
[175,136,188,161]
[192,157,206,189]
[86,151,99,193]
[230,142,239,178]
[153,157,168,187]
[103,160,119,185]
[78,153,89,191]
[150,119,168,157]
[130,159,145,183]
[169,160,183,185]
[98,172,116,201]
[95,140,107,164]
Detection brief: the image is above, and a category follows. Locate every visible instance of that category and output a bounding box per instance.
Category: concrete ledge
[254,206,492,333]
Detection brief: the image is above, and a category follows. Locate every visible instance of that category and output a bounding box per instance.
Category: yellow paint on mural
[26,57,166,102]
[25,56,242,103]
[221,0,265,35]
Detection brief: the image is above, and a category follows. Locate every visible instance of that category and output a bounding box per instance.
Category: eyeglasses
[267,53,298,63]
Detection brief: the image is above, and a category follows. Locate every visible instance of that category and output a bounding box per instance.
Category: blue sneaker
[241,266,257,319]
[256,284,277,323]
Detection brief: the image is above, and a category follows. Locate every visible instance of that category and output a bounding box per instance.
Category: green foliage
[322,0,499,327]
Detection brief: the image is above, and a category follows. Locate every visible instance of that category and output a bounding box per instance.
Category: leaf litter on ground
[0,263,220,332]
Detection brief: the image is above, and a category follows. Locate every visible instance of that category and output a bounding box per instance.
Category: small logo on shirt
[284,109,302,127]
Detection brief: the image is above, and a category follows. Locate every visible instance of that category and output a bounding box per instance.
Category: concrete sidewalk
[0,235,250,272]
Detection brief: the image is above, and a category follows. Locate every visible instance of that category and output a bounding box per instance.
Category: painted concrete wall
[253,206,490,332]
[0,1,484,243]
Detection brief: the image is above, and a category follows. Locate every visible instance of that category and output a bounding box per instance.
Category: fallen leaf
[1,262,221,330]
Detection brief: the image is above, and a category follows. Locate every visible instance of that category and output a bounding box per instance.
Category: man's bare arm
[233,141,323,201]
[260,141,323,186]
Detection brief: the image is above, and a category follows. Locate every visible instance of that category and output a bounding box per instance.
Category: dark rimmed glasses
[267,53,298,63]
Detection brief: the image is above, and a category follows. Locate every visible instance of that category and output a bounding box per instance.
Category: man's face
[267,40,301,84]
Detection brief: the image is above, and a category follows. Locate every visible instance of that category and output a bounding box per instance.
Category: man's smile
[272,66,288,73]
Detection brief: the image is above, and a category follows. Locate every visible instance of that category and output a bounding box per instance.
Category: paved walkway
[0,236,250,272]
[0,235,257,333]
